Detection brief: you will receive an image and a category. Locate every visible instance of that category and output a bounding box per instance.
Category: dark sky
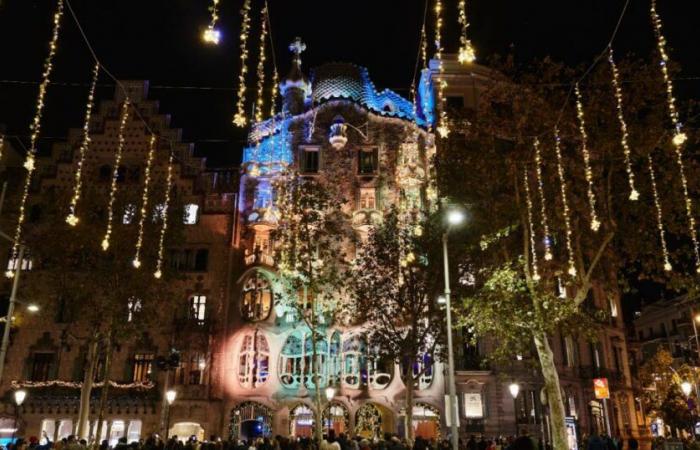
[0,0,698,167]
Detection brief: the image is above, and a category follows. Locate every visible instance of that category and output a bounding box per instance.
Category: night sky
[0,0,698,167]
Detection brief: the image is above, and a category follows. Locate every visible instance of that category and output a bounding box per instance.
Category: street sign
[593,378,610,399]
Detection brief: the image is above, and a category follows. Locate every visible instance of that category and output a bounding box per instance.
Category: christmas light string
[554,128,577,277]
[457,0,476,64]
[154,152,173,279]
[254,3,269,124]
[8,0,65,277]
[646,153,672,272]
[434,0,449,138]
[650,0,700,273]
[533,138,553,261]
[573,83,600,232]
[132,134,157,269]
[101,99,130,252]
[523,168,540,281]
[66,61,100,226]
[202,0,221,45]
[0,134,4,162]
[607,46,639,201]
[232,0,252,127]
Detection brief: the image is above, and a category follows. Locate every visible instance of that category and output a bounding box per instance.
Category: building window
[240,271,272,322]
[132,353,154,382]
[168,248,208,272]
[122,204,136,224]
[152,203,166,222]
[358,187,376,210]
[127,297,142,322]
[30,352,55,381]
[342,335,365,389]
[238,333,270,388]
[609,297,618,318]
[279,333,304,388]
[413,353,433,390]
[176,353,206,385]
[184,204,199,225]
[7,250,33,272]
[368,352,392,390]
[300,147,319,173]
[189,295,207,324]
[253,184,273,209]
[464,392,484,418]
[358,148,378,175]
[564,336,576,368]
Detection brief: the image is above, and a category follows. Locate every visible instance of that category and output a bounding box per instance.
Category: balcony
[245,250,275,267]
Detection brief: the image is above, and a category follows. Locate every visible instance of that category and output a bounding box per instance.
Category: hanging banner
[593,378,610,399]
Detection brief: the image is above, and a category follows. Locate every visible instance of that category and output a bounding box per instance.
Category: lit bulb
[5,270,14,278]
[458,45,476,64]
[414,226,423,236]
[132,259,141,269]
[65,214,79,226]
[664,262,672,272]
[437,125,449,138]
[532,273,541,281]
[101,239,110,251]
[672,132,687,147]
[544,251,553,261]
[233,113,247,127]
[202,27,221,44]
[629,190,640,201]
[590,219,601,231]
[23,155,35,172]
[567,266,577,277]
[154,270,162,279]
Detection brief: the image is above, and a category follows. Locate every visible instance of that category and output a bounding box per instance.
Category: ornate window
[413,353,433,390]
[368,351,392,390]
[241,271,273,322]
[279,332,304,388]
[328,332,342,386]
[342,335,366,389]
[290,404,314,437]
[358,188,376,210]
[238,333,270,388]
[304,336,328,388]
[279,331,332,389]
[323,403,349,436]
[132,353,154,382]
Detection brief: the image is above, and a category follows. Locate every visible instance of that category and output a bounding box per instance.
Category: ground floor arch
[354,403,393,439]
[323,402,350,437]
[230,401,273,441]
[411,403,440,440]
[289,404,314,438]
[169,422,204,442]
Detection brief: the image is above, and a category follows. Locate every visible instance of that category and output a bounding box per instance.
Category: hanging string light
[607,47,639,201]
[650,0,700,273]
[421,25,428,70]
[132,134,157,269]
[457,0,476,64]
[154,152,174,279]
[574,83,600,232]
[0,134,4,162]
[434,0,449,138]
[101,99,130,252]
[646,153,672,272]
[554,128,576,277]
[232,0,252,127]
[523,168,540,282]
[533,138,553,261]
[270,69,279,118]
[66,61,100,226]
[8,0,65,276]
[254,4,268,124]
[202,0,221,45]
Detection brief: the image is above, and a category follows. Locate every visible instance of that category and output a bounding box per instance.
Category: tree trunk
[93,332,113,449]
[533,330,567,450]
[405,370,415,443]
[310,297,324,444]
[77,337,100,439]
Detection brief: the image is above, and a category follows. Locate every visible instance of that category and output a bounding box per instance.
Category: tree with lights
[438,55,700,449]
[273,173,352,443]
[349,208,445,442]
[23,186,183,442]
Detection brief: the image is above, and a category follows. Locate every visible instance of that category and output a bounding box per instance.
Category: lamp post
[13,389,26,442]
[324,385,336,436]
[442,206,465,450]
[165,389,176,440]
[509,383,520,437]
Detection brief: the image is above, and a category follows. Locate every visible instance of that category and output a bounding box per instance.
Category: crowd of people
[1,430,644,450]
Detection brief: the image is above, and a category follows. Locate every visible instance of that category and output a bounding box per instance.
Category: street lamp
[441,204,466,450]
[509,383,520,437]
[682,381,693,397]
[509,383,520,399]
[13,389,26,442]
[325,386,336,402]
[165,389,176,440]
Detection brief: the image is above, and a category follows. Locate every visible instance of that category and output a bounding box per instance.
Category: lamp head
[447,209,466,226]
[166,389,177,405]
[27,304,39,313]
[681,381,692,397]
[509,382,520,399]
[325,386,336,401]
[14,389,27,406]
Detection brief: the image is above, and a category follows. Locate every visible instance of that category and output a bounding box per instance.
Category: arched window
[290,404,314,438]
[323,402,349,437]
[279,332,304,388]
[328,332,342,386]
[342,335,366,389]
[414,353,433,390]
[368,350,393,390]
[241,271,272,322]
[238,332,270,388]
[304,336,327,388]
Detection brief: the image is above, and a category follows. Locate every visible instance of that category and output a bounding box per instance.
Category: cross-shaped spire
[289,37,306,65]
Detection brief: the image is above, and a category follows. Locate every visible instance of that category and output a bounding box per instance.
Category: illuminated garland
[523,168,540,281]
[66,61,100,226]
[11,380,154,390]
[254,4,269,124]
[9,0,65,276]
[434,0,449,138]
[646,153,672,272]
[132,134,157,269]
[607,47,639,201]
[202,0,221,44]
[232,0,252,127]
[554,129,576,277]
[533,138,553,261]
[421,25,428,70]
[0,134,4,162]
[154,152,174,279]
[101,99,130,251]
[650,0,700,273]
[457,0,476,64]
[574,83,600,232]
[270,69,279,117]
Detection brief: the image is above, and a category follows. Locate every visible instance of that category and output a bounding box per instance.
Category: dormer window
[358,148,378,175]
